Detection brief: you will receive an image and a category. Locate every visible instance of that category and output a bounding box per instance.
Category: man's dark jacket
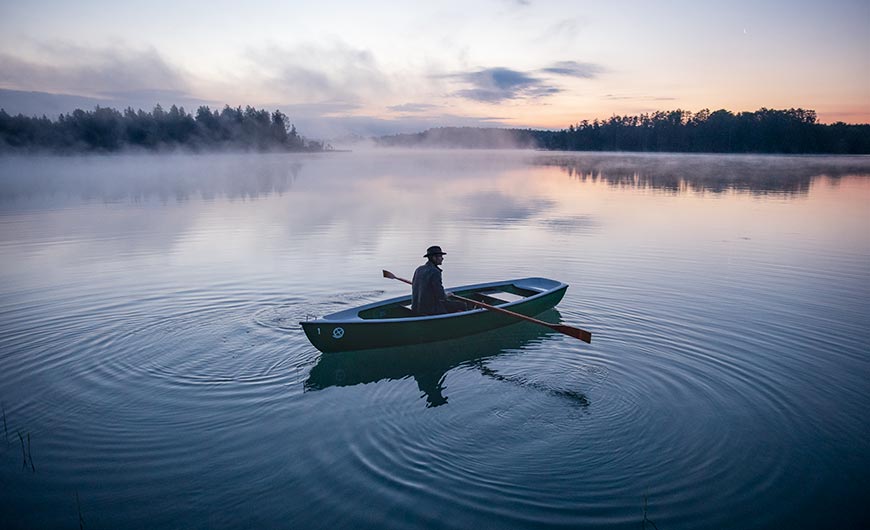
[412,261,448,315]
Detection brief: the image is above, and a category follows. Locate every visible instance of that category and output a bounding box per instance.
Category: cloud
[0,45,191,99]
[603,94,677,101]
[541,60,604,79]
[450,67,560,103]
[387,103,440,113]
[278,100,362,116]
[0,89,108,117]
[541,18,585,41]
[0,39,399,114]
[245,42,393,105]
[447,60,605,103]
[100,89,217,109]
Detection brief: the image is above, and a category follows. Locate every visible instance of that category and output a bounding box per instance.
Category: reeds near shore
[642,493,660,530]
[76,491,85,530]
[17,430,35,471]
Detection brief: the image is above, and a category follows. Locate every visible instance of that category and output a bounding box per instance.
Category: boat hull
[300,277,567,353]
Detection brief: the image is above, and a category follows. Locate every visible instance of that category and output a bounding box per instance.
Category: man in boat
[412,245,467,316]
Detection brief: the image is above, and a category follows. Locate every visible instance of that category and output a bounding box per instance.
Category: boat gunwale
[301,277,566,325]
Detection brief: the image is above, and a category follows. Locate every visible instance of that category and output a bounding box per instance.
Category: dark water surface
[1,151,868,529]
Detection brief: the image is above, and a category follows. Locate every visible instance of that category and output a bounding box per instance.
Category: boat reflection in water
[304,309,589,408]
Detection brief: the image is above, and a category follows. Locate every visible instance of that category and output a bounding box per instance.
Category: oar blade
[383,269,412,285]
[553,324,592,343]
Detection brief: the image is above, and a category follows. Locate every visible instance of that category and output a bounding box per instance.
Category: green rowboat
[300,277,568,353]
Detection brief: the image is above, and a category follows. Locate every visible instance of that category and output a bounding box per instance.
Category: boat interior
[358,284,540,320]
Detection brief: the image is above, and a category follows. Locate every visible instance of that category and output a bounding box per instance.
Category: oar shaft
[451,294,591,342]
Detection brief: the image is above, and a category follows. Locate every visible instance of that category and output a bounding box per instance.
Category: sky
[1,0,868,138]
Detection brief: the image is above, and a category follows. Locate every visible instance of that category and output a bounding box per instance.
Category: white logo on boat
[332,327,345,339]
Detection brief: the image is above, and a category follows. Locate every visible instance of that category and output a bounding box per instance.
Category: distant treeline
[0,105,327,153]
[377,108,870,154]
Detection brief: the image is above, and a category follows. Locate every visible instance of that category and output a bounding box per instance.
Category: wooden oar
[382,269,592,343]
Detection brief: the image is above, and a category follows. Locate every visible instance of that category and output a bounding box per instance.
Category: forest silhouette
[377,108,870,154]
[0,104,326,153]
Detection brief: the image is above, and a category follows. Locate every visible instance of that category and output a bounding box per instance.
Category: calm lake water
[0,151,868,529]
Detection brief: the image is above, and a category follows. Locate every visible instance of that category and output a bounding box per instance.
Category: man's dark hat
[424,245,447,257]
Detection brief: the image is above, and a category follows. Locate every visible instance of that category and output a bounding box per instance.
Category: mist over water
[1,151,868,529]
